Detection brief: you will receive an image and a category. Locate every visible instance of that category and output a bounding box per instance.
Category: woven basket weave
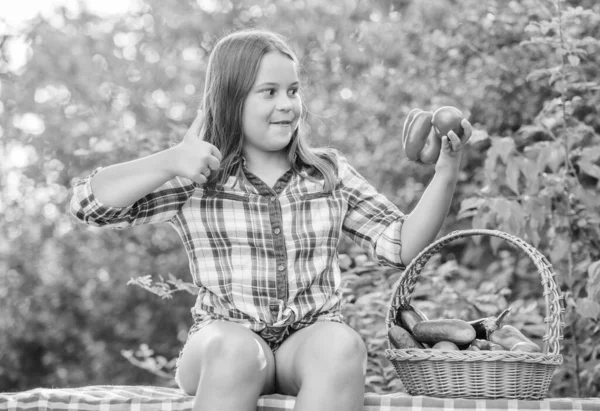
[385,229,564,400]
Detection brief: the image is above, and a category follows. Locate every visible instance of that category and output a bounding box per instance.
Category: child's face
[242,51,302,160]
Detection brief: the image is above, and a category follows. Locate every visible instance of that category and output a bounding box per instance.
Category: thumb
[185,110,206,141]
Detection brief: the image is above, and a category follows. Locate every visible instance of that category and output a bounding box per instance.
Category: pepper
[510,341,542,353]
[489,324,542,352]
[468,307,512,340]
[402,110,433,161]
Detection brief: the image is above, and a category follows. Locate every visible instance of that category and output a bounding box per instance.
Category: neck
[243,150,292,186]
[244,150,291,174]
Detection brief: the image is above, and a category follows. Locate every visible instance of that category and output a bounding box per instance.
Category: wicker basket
[385,229,564,400]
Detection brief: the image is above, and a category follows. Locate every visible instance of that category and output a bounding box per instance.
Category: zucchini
[412,319,476,345]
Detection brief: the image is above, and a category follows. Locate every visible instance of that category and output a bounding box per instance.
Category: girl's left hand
[435,118,473,174]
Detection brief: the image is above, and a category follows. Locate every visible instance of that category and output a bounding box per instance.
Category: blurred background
[1,0,599,398]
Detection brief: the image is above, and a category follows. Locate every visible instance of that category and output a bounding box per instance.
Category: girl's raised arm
[91,110,221,208]
[399,119,473,264]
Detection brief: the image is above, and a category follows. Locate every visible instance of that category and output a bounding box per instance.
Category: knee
[199,327,269,376]
[176,323,274,395]
[314,323,367,372]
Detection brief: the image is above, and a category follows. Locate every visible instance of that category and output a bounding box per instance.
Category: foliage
[1,0,599,398]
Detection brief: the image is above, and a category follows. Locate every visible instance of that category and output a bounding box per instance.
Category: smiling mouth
[271,121,292,125]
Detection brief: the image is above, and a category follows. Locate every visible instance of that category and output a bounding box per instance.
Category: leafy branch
[127,274,199,299]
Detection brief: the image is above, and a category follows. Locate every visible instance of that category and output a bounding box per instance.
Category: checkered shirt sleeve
[70,168,196,229]
[337,154,406,269]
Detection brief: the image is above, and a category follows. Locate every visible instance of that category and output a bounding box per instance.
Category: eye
[260,88,276,96]
[288,87,299,97]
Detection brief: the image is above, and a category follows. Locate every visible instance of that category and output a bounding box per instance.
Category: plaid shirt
[71,151,405,344]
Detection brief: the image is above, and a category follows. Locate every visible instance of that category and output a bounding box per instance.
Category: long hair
[202,29,337,191]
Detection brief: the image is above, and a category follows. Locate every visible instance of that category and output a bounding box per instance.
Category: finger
[447,131,461,150]
[206,155,221,171]
[210,145,223,161]
[185,110,206,141]
[441,135,451,150]
[193,174,208,185]
[461,119,473,139]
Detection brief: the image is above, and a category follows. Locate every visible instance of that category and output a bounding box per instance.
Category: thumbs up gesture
[170,110,222,185]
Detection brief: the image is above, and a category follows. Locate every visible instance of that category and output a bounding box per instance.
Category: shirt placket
[242,164,292,325]
[268,193,288,323]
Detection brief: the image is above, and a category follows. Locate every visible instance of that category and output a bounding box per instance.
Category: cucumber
[412,319,476,345]
[388,325,424,349]
[396,305,428,334]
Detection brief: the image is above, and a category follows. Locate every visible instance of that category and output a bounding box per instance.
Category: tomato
[431,106,465,140]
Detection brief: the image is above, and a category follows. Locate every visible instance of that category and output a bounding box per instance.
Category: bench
[1,385,599,410]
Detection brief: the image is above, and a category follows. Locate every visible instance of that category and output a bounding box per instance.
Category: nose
[276,94,293,112]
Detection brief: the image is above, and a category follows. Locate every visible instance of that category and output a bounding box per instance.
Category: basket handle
[385,229,564,355]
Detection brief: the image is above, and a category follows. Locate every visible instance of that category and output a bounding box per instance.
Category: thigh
[176,321,277,395]
[274,321,367,395]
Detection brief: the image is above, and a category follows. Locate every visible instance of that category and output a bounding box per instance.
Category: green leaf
[587,260,600,301]
[458,197,485,220]
[575,185,600,209]
[506,157,521,195]
[579,161,600,179]
[472,210,496,237]
[575,298,600,320]
[490,236,503,254]
[507,201,526,235]
[550,236,570,264]
[491,137,516,163]
[581,145,600,162]
[536,142,565,173]
[467,128,489,144]
[520,158,540,192]
[524,22,540,34]
[526,68,552,82]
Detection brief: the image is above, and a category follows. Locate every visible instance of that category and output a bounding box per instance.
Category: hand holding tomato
[401,106,472,166]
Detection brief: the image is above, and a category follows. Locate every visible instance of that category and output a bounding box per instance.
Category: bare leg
[176,321,276,411]
[275,321,367,411]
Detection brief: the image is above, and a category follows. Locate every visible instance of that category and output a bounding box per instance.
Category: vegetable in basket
[412,319,476,346]
[489,324,542,352]
[469,339,491,350]
[468,307,512,340]
[395,304,428,334]
[432,341,460,351]
[388,325,425,349]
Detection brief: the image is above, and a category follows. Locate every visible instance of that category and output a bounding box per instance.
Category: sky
[0,0,135,31]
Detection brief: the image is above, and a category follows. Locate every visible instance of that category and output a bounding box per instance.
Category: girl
[71,29,472,411]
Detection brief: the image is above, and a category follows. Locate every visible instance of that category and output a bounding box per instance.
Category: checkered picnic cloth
[1,385,599,410]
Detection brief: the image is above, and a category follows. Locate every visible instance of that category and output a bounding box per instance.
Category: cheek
[242,101,263,128]
[293,98,303,118]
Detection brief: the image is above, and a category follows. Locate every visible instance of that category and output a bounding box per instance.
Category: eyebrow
[255,81,300,88]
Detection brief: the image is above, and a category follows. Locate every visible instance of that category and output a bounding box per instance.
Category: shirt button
[274,228,280,235]
[278,264,285,271]
[270,196,276,202]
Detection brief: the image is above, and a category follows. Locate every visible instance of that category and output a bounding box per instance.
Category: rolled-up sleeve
[338,154,406,269]
[70,168,196,229]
